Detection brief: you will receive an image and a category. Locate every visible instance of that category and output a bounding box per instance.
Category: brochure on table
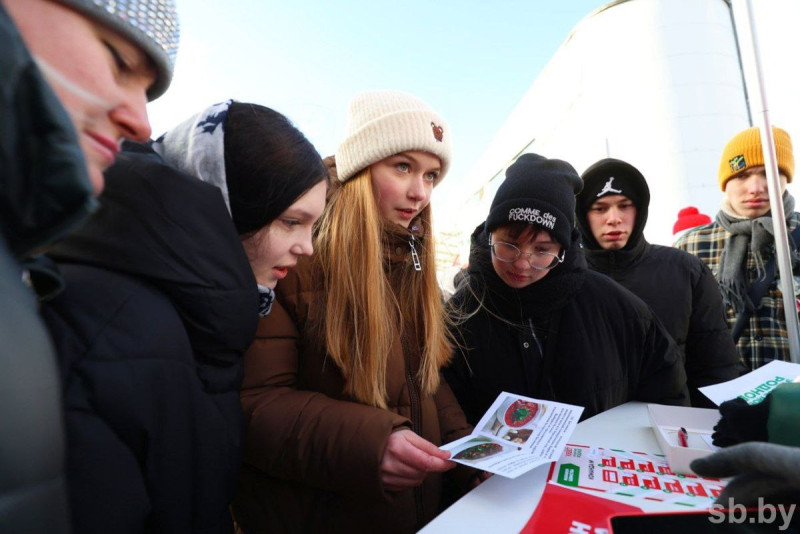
[547,444,726,510]
[439,392,583,479]
[698,360,800,406]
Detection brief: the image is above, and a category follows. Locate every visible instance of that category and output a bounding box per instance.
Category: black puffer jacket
[580,241,741,406]
[575,162,740,407]
[0,4,95,532]
[444,224,689,425]
[41,143,259,533]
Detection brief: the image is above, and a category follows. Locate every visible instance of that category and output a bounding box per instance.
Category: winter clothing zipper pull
[408,238,422,271]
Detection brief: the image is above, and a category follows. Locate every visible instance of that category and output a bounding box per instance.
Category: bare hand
[380,429,455,492]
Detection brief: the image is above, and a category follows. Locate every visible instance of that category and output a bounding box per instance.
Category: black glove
[691,442,800,508]
[712,395,771,447]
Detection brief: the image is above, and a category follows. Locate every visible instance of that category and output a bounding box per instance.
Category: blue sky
[147,0,605,214]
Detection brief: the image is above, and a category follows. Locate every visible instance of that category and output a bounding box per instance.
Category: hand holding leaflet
[439,392,583,479]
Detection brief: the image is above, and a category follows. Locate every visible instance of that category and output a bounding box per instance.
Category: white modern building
[436,0,800,288]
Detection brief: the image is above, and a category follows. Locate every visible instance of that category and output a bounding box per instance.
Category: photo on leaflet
[483,395,546,444]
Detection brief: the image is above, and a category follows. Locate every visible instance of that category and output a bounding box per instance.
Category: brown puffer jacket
[232,223,473,534]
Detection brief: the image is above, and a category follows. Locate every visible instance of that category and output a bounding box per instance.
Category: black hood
[576,158,649,252]
[48,143,259,384]
[1,4,97,258]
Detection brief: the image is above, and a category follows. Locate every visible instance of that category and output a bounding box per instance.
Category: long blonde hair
[313,168,452,408]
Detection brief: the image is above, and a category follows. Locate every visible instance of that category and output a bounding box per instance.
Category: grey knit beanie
[56,0,180,100]
[336,90,452,183]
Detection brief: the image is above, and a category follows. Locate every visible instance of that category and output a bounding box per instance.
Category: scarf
[257,284,275,317]
[152,99,234,214]
[716,192,798,312]
[152,100,272,317]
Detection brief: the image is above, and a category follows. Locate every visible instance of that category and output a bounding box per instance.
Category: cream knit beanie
[335,90,452,182]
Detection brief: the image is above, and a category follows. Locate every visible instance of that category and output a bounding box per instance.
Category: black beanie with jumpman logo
[577,158,651,250]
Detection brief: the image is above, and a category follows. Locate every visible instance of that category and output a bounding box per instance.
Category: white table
[420,401,660,533]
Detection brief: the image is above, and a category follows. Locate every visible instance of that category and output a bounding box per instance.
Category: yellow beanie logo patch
[729,155,746,173]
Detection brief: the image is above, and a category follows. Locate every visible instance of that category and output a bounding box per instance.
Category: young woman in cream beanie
[234,90,476,533]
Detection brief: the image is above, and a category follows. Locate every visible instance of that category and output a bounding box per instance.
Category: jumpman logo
[597,177,623,197]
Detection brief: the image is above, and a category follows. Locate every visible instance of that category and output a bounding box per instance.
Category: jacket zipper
[404,229,424,523]
[408,237,422,271]
[404,337,425,526]
[528,318,543,355]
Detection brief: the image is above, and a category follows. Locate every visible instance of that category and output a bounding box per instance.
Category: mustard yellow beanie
[718,126,794,191]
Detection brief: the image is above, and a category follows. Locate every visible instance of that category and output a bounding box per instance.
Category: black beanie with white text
[485,153,583,249]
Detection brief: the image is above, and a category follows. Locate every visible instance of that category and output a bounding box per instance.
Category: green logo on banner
[557,463,579,487]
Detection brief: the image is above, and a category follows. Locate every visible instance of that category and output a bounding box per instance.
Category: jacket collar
[385,218,425,265]
[583,235,648,273]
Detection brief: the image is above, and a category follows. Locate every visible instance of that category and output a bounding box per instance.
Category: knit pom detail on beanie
[673,206,711,235]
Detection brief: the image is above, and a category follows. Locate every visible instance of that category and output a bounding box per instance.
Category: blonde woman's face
[369,151,442,228]
[242,180,327,288]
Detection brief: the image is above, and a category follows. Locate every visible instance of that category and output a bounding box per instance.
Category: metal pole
[738,0,800,363]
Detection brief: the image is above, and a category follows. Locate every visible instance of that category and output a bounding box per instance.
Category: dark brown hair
[223,102,326,235]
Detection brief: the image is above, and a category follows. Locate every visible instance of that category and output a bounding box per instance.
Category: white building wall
[443,0,800,267]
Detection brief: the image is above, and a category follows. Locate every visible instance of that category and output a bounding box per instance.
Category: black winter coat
[575,165,740,407]
[581,241,741,406]
[40,144,259,533]
[444,225,689,425]
[0,4,95,532]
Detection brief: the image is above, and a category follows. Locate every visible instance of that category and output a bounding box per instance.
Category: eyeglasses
[490,241,565,270]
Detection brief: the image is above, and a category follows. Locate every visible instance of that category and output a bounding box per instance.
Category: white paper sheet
[698,360,800,406]
[439,392,583,479]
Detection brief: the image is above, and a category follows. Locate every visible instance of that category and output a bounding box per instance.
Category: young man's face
[586,194,637,250]
[6,0,157,195]
[724,165,788,219]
